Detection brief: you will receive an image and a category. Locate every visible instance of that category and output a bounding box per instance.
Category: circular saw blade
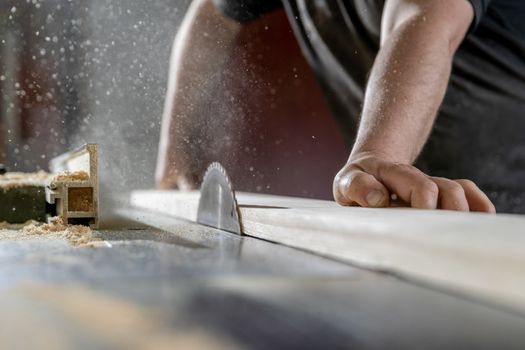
[197,162,242,235]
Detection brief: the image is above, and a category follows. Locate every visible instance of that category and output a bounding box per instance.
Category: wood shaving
[0,171,50,192]
[21,216,99,246]
[50,170,89,185]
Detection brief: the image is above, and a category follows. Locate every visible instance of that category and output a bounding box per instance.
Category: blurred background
[0,0,348,202]
[0,0,189,188]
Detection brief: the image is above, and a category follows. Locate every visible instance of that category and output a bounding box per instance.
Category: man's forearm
[156,0,240,189]
[351,1,472,164]
[334,1,494,212]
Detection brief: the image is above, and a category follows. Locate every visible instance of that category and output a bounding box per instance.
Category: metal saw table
[1,205,525,350]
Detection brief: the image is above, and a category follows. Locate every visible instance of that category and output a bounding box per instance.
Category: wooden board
[130,190,525,312]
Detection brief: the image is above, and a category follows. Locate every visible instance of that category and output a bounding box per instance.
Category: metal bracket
[46,144,99,228]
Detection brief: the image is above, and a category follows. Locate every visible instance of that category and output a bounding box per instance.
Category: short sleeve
[467,0,491,31]
[213,0,283,23]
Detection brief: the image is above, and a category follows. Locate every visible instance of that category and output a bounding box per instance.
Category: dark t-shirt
[470,0,525,38]
[214,0,282,23]
[215,0,525,37]
[214,0,525,213]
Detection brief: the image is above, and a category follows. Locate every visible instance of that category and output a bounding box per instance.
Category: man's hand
[334,152,496,212]
[333,1,496,212]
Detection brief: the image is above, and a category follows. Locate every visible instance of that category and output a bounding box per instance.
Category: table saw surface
[1,208,525,349]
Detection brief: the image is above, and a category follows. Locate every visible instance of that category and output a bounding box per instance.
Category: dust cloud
[0,0,191,217]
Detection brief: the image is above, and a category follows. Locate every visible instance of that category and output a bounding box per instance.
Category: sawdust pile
[22,216,99,246]
[50,170,89,185]
[0,217,99,246]
[0,171,50,191]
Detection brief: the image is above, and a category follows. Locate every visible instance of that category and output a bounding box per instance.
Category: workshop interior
[1,0,525,349]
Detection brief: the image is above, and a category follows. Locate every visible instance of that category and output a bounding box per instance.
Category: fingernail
[366,190,384,207]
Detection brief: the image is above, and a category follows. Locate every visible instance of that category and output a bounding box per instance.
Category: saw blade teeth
[202,162,239,212]
[209,162,238,208]
[198,162,242,234]
[204,162,234,191]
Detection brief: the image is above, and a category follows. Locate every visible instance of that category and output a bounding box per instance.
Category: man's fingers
[455,179,496,213]
[334,168,390,208]
[335,156,496,213]
[372,162,439,209]
[431,177,469,211]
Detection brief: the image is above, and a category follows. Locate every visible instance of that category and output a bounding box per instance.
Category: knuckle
[445,182,465,197]
[333,179,347,204]
[413,181,439,208]
[347,171,369,187]
[334,166,361,201]
[333,171,345,188]
[346,172,375,200]
[456,179,476,187]
[333,172,349,195]
[419,181,439,197]
[334,165,352,183]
